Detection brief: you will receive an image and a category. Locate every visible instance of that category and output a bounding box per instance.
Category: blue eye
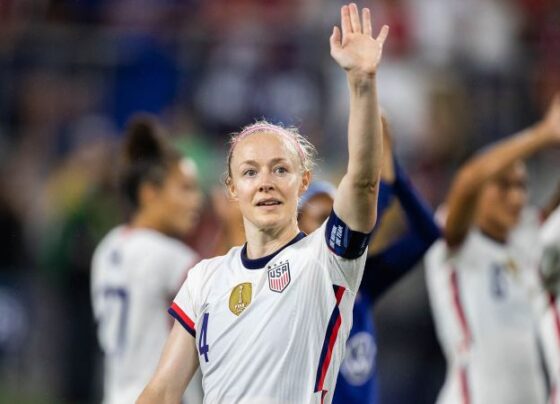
[274,166,288,174]
[243,169,257,177]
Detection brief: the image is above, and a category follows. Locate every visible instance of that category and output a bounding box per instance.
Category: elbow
[349,176,380,196]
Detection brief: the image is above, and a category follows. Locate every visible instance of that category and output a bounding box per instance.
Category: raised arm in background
[445,95,560,248]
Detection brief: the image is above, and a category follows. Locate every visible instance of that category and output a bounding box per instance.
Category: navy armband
[325,210,372,259]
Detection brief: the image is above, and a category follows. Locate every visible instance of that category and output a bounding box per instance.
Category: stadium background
[0,0,558,403]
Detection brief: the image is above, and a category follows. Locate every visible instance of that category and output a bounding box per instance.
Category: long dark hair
[120,115,181,209]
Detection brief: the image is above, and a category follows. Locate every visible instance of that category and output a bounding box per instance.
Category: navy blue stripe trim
[168,307,196,338]
[241,232,306,269]
[314,284,344,392]
[314,305,341,392]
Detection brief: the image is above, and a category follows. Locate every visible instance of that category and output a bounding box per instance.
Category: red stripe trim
[170,302,195,330]
[334,286,345,305]
[549,384,557,404]
[449,267,471,348]
[459,366,470,404]
[549,294,560,347]
[317,314,342,391]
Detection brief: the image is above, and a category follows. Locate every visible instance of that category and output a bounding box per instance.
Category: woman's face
[155,159,202,237]
[476,161,528,238]
[228,132,309,233]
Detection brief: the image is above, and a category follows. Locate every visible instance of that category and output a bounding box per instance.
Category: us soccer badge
[229,282,252,316]
[268,260,291,293]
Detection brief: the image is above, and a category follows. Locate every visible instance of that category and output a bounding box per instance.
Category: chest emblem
[268,260,291,293]
[229,282,252,316]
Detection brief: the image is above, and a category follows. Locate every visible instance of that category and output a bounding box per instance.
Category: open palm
[330,4,389,76]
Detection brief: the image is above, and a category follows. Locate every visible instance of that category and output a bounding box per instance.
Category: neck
[131,211,165,234]
[477,219,509,244]
[244,219,300,259]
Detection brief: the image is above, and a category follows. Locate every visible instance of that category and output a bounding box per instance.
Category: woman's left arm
[331,3,389,233]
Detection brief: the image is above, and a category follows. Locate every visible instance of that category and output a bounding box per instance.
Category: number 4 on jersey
[198,313,210,362]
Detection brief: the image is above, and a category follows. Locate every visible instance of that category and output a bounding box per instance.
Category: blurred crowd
[0,0,559,403]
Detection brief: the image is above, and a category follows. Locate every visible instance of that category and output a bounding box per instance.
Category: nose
[258,172,275,193]
[507,186,527,210]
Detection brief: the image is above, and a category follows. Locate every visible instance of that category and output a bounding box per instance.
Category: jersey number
[198,313,210,362]
[100,287,129,355]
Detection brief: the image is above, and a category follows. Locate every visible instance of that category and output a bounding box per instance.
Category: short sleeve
[311,210,371,293]
[168,264,201,338]
[164,244,199,295]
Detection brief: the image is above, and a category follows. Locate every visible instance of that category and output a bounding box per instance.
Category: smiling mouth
[256,200,282,207]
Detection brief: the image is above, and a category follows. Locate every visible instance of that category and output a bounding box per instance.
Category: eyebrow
[239,157,290,166]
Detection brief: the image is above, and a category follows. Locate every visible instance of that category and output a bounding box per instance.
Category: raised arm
[331,3,389,233]
[445,95,560,247]
[137,322,199,404]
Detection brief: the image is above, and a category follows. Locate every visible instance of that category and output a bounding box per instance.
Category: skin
[227,131,310,258]
[444,94,560,247]
[132,159,202,238]
[474,161,528,242]
[137,4,388,402]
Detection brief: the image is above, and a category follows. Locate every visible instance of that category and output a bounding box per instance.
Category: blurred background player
[425,95,560,404]
[90,116,203,404]
[298,116,440,404]
[538,189,560,404]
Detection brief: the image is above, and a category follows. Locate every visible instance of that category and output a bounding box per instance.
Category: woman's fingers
[349,3,361,34]
[362,8,372,37]
[340,5,352,38]
[330,26,342,52]
[377,25,390,45]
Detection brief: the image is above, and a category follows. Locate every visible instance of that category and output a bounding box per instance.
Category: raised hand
[330,3,389,78]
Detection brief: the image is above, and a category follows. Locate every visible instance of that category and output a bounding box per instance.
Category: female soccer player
[138,4,389,403]
[298,120,441,404]
[425,95,560,404]
[539,202,560,404]
[91,117,203,404]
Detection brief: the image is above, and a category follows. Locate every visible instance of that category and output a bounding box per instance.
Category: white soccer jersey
[169,214,369,404]
[91,226,202,404]
[539,206,560,403]
[425,212,546,404]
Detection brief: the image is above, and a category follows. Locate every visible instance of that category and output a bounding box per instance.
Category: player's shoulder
[541,205,560,244]
[188,245,244,281]
[93,225,127,258]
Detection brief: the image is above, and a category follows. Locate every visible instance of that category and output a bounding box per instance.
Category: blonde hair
[225,120,316,184]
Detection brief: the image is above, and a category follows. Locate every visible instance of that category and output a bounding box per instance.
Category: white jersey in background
[169,212,369,404]
[425,210,546,404]
[539,206,560,403]
[91,226,202,404]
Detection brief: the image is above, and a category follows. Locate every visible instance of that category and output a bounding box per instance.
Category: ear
[299,171,311,196]
[226,177,238,201]
[138,182,159,208]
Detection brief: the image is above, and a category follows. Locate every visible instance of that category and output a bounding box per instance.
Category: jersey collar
[241,232,306,270]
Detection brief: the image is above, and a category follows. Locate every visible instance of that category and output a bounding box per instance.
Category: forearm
[346,74,383,183]
[458,124,551,192]
[334,75,383,231]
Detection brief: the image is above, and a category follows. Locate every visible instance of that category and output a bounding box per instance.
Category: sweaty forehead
[231,131,300,165]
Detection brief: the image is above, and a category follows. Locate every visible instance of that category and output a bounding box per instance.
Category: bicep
[138,321,199,403]
[333,174,379,233]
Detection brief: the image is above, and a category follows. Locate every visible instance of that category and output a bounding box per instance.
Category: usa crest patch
[268,260,291,293]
